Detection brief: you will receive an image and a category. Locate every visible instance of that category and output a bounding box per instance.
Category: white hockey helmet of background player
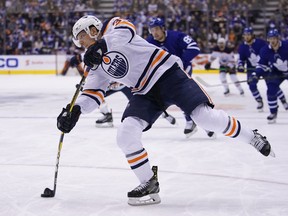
[72,15,103,47]
[217,37,226,49]
[217,37,226,45]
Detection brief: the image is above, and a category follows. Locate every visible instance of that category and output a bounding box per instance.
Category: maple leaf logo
[273,59,288,71]
[248,53,260,66]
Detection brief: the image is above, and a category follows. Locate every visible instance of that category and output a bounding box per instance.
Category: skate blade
[95,122,114,128]
[185,127,198,138]
[257,108,264,113]
[128,193,161,206]
[269,148,276,158]
[267,119,276,124]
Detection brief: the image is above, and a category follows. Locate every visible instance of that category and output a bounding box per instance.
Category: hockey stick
[195,74,286,88]
[41,70,88,198]
[194,76,248,87]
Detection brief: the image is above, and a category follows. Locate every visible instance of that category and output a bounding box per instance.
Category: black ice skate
[281,101,288,110]
[128,166,161,206]
[224,89,230,96]
[184,121,198,138]
[267,113,277,124]
[95,112,113,127]
[256,100,264,112]
[162,113,176,125]
[250,129,275,157]
[206,131,216,138]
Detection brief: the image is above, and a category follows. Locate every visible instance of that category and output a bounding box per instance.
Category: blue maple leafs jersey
[146,30,200,69]
[238,38,267,72]
[256,40,288,76]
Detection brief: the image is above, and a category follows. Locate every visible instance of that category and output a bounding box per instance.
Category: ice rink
[1,73,288,216]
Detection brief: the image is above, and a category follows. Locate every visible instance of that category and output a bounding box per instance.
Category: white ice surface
[0,73,288,216]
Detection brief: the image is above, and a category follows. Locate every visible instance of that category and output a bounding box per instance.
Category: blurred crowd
[1,0,288,55]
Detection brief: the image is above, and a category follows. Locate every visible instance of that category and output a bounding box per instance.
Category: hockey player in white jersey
[57,15,274,206]
[205,38,244,96]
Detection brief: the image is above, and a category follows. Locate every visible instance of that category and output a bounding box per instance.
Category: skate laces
[250,130,266,150]
[134,181,150,192]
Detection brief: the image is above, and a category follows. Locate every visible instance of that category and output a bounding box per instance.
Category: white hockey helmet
[72,15,103,47]
[217,37,226,45]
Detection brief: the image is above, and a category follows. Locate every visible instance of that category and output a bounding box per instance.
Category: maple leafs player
[237,27,266,111]
[205,38,244,96]
[147,17,215,138]
[57,15,274,206]
[238,27,288,112]
[255,29,288,123]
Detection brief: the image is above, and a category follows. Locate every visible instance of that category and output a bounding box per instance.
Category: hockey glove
[57,104,81,133]
[237,65,245,73]
[84,39,107,69]
[227,67,236,74]
[204,62,211,70]
[248,72,259,84]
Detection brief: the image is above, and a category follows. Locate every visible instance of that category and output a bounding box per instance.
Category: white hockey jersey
[210,46,235,68]
[76,17,181,114]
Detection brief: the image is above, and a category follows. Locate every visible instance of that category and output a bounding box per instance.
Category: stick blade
[41,188,55,198]
[194,76,212,87]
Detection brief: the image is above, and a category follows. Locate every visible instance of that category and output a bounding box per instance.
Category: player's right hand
[248,72,258,84]
[57,104,81,133]
[237,65,245,73]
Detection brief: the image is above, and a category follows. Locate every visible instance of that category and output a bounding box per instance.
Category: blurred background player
[237,27,266,111]
[60,46,85,76]
[205,37,244,96]
[238,27,288,112]
[147,17,215,138]
[255,29,288,123]
[95,82,132,127]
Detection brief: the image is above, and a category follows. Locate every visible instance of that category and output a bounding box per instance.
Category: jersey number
[183,35,196,49]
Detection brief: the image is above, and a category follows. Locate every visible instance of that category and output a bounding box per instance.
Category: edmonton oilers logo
[101,51,129,78]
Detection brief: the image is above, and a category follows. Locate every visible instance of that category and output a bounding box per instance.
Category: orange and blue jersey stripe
[102,17,136,43]
[81,89,105,106]
[132,48,171,93]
